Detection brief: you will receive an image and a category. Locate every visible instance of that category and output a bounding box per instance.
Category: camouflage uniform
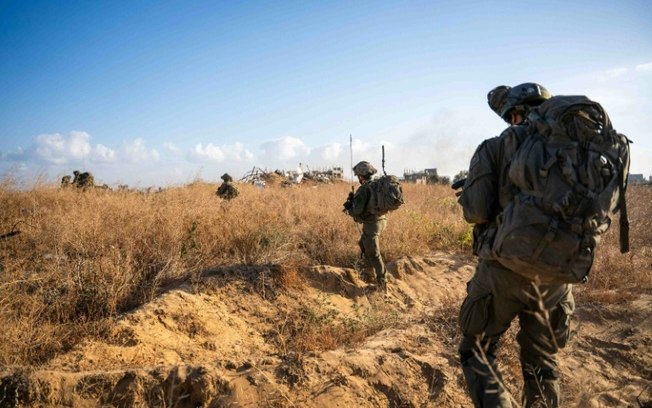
[457,84,574,408]
[71,170,95,190]
[79,172,94,190]
[61,175,72,188]
[216,173,239,200]
[346,161,387,289]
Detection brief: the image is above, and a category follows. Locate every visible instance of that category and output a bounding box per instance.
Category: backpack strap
[618,161,630,253]
[609,128,631,254]
[531,218,559,260]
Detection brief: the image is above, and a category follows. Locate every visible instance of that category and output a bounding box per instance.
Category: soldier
[216,173,239,200]
[70,170,95,190]
[79,172,94,190]
[457,83,574,407]
[61,175,72,188]
[72,170,81,186]
[344,161,387,292]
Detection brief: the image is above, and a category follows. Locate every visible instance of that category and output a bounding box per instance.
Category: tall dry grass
[0,179,468,365]
[581,184,652,301]
[1,178,649,367]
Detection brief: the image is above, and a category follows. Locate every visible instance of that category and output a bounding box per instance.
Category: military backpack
[367,175,404,215]
[491,95,631,284]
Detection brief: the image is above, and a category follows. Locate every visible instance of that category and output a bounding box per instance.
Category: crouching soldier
[216,173,239,200]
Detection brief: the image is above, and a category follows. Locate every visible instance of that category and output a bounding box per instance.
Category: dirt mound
[1,253,650,407]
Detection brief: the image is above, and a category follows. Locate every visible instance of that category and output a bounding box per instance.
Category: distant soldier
[216,173,239,200]
[343,161,387,292]
[61,175,72,188]
[72,170,81,186]
[76,172,95,190]
[70,170,94,190]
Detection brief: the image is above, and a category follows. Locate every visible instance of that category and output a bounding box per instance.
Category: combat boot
[522,367,559,408]
[460,350,513,407]
[377,276,388,293]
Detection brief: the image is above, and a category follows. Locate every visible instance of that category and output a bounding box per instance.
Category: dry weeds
[0,179,466,366]
[578,185,652,302]
[0,177,649,375]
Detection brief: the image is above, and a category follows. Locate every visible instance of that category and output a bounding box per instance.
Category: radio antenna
[382,145,387,176]
[349,134,353,182]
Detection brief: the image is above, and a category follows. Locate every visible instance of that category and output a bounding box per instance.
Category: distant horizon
[1,162,466,189]
[6,164,651,191]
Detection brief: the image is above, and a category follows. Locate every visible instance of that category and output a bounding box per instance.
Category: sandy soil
[1,252,650,407]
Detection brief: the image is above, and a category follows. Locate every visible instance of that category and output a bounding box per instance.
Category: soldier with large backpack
[343,161,391,292]
[457,83,564,407]
[457,82,631,407]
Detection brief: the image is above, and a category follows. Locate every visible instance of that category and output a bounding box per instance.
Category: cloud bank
[2,61,650,186]
[1,125,480,187]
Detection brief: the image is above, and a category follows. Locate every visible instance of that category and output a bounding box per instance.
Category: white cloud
[244,110,494,180]
[121,138,159,162]
[260,136,311,162]
[635,62,652,72]
[190,143,225,162]
[315,142,342,161]
[4,146,27,161]
[381,108,501,178]
[163,142,181,154]
[3,82,649,186]
[34,131,91,164]
[222,142,254,161]
[67,131,92,159]
[244,112,487,180]
[5,131,119,165]
[188,142,253,163]
[92,144,116,162]
[590,61,652,82]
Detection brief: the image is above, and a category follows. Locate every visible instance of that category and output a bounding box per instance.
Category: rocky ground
[1,252,650,407]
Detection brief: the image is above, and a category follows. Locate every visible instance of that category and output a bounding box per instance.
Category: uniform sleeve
[349,184,370,217]
[458,137,500,224]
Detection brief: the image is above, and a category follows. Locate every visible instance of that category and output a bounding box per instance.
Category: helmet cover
[352,161,377,177]
[500,82,552,120]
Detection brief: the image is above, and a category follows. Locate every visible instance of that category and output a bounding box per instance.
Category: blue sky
[1,0,651,187]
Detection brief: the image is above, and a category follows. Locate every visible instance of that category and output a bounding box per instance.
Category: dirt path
[1,253,649,407]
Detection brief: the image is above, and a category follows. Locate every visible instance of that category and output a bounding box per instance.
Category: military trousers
[458,259,574,408]
[359,219,387,284]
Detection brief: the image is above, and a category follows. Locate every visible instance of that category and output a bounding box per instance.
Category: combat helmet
[221,173,233,182]
[352,161,377,177]
[487,85,511,120]
[499,82,551,122]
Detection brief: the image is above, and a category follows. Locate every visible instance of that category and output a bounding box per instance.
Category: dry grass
[0,179,466,366]
[0,178,649,368]
[272,293,402,356]
[577,184,652,302]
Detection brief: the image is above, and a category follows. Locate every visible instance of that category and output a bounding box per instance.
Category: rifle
[451,178,466,197]
[343,185,354,213]
[344,133,355,213]
[0,230,20,240]
[1,221,30,240]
